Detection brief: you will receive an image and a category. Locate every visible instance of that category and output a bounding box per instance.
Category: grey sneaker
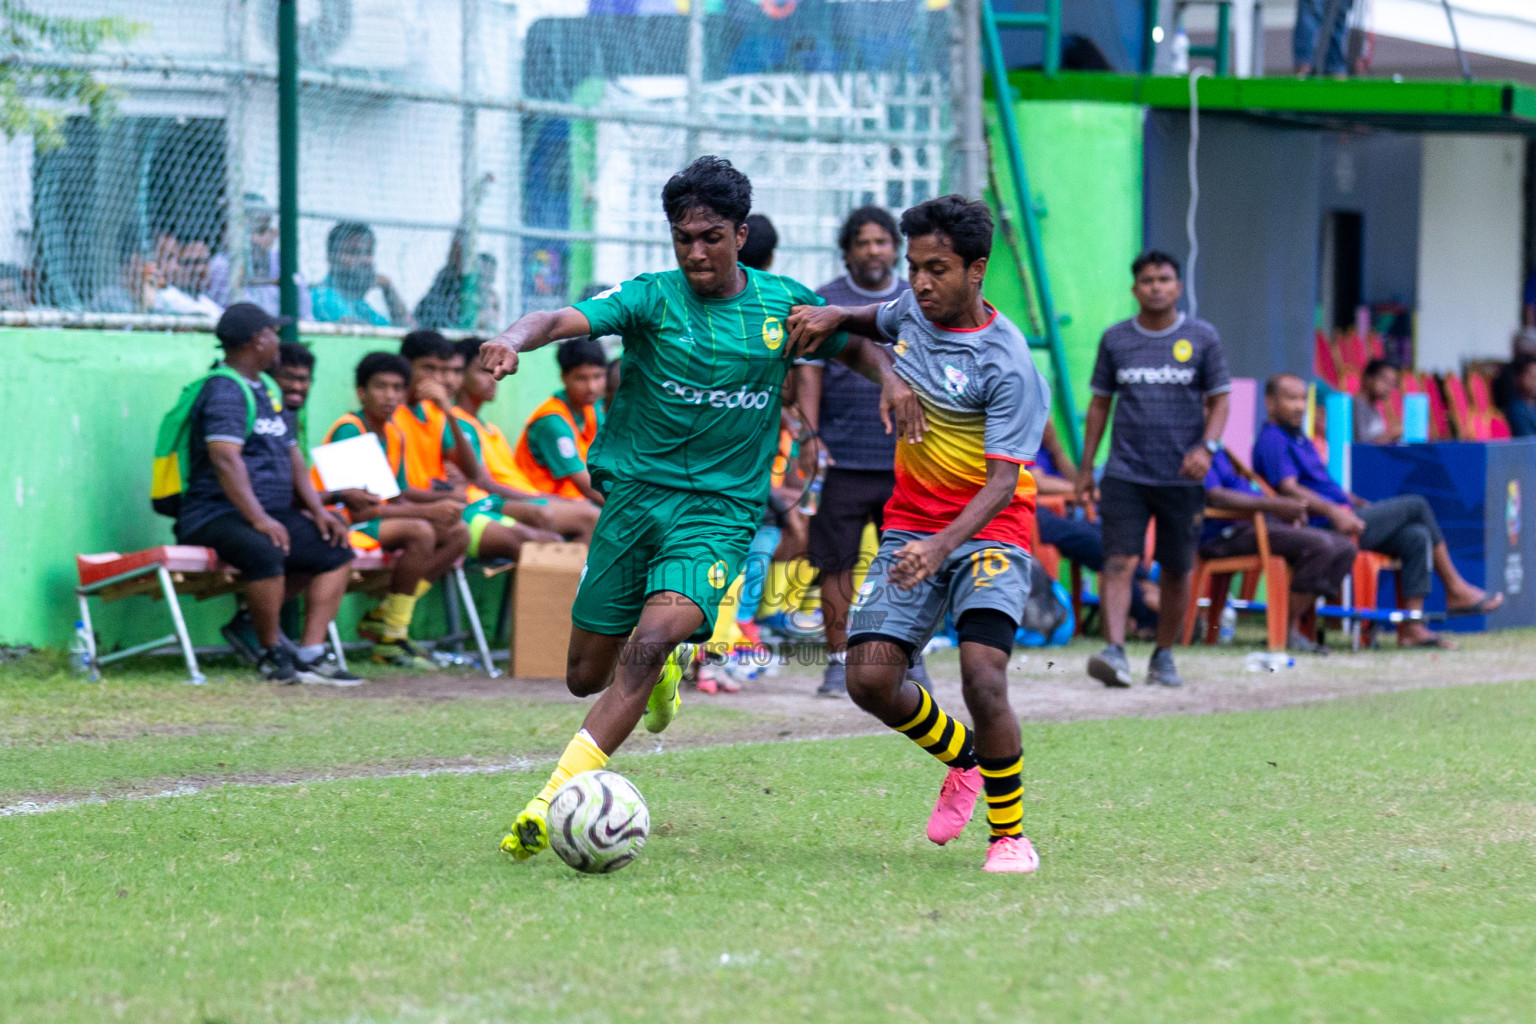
[297,650,365,687]
[1146,647,1184,688]
[817,658,847,698]
[905,654,933,689]
[256,644,299,684]
[1087,644,1133,688]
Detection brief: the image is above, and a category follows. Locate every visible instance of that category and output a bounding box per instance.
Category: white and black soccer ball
[547,770,650,874]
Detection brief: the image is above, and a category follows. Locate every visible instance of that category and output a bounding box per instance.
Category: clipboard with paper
[310,432,402,500]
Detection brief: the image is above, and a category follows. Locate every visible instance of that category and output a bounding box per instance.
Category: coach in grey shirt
[1075,250,1230,689]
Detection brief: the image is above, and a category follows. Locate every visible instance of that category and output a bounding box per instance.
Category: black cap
[216,302,293,347]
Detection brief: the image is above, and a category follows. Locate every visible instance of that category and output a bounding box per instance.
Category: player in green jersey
[481,156,925,861]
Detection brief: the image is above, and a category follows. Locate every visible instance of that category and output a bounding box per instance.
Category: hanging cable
[1440,0,1472,82]
[1186,67,1208,322]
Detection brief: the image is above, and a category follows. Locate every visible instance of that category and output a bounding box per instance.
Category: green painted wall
[982,99,1144,455]
[0,328,561,651]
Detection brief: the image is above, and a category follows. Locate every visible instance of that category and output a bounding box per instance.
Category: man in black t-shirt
[176,303,356,684]
[1076,251,1231,689]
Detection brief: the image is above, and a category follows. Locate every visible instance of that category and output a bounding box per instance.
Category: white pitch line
[0,730,878,820]
[0,757,541,819]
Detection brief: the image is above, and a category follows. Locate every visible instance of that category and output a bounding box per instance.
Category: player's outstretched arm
[480,307,594,380]
[889,458,1021,589]
[785,302,881,357]
[835,335,928,444]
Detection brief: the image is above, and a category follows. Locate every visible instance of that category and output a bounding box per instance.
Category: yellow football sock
[532,728,609,808]
[379,591,418,639]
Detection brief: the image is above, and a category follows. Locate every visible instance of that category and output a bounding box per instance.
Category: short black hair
[400,329,454,362]
[738,214,778,271]
[1132,249,1182,279]
[1363,358,1399,380]
[838,205,900,254]
[355,351,411,390]
[661,156,753,228]
[1264,373,1304,398]
[326,220,375,261]
[557,337,608,374]
[277,341,315,371]
[898,195,993,266]
[454,336,485,364]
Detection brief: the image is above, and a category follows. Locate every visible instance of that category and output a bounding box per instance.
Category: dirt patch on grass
[292,633,1536,734]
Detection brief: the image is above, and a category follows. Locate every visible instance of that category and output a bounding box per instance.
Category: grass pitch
[2,656,1535,1022]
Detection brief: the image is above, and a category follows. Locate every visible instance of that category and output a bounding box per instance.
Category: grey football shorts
[847,529,1032,656]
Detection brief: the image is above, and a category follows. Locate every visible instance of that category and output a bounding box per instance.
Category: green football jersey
[574,266,848,506]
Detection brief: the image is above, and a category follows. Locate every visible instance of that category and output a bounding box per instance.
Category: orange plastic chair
[1182,509,1290,652]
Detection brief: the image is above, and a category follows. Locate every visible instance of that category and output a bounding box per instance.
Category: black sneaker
[1146,647,1184,688]
[817,659,848,698]
[296,650,365,687]
[221,610,262,666]
[256,644,299,684]
[1087,644,1133,688]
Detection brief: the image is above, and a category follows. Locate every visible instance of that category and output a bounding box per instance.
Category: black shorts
[178,508,353,582]
[807,468,895,573]
[1098,477,1204,576]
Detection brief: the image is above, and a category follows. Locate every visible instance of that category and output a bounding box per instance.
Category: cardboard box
[512,542,588,679]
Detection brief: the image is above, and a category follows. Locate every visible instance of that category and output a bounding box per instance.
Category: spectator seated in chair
[508,337,608,506]
[443,338,596,543]
[1352,359,1402,445]
[310,221,410,327]
[1498,354,1536,438]
[1254,374,1502,650]
[1201,448,1356,655]
[396,331,560,568]
[318,352,473,670]
[1030,421,1158,636]
[174,303,357,684]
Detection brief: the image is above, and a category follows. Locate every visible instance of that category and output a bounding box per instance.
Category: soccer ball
[547,770,650,874]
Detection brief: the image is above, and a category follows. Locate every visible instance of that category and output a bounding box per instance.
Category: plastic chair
[1182,509,1290,653]
[1442,372,1472,439]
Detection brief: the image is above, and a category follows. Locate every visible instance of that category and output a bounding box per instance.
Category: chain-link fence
[0,0,959,330]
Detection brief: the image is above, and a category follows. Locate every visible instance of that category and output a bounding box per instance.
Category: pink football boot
[926,766,982,845]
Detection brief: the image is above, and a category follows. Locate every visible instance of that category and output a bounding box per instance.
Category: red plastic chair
[1314,330,1341,388]
[1442,372,1473,440]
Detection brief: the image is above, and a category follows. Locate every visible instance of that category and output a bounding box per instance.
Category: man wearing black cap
[174,303,358,684]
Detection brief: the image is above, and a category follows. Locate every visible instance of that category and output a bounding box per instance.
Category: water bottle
[1244,652,1296,673]
[1217,606,1237,644]
[799,448,828,516]
[1171,27,1190,75]
[69,620,98,681]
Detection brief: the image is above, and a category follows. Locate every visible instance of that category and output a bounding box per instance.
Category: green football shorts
[572,478,759,642]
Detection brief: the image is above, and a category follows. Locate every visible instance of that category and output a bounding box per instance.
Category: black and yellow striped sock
[978,754,1024,842]
[892,683,977,770]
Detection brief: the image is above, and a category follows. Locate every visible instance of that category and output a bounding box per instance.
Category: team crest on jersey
[1173,339,1193,363]
[942,363,969,397]
[894,337,910,357]
[707,560,729,588]
[761,317,784,351]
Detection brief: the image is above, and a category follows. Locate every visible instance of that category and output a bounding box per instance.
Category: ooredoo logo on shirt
[1116,365,1196,386]
[662,379,773,410]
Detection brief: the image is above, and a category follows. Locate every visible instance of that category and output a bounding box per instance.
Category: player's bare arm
[785,302,881,357]
[481,307,594,380]
[1076,393,1113,505]
[835,334,928,444]
[889,457,1021,590]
